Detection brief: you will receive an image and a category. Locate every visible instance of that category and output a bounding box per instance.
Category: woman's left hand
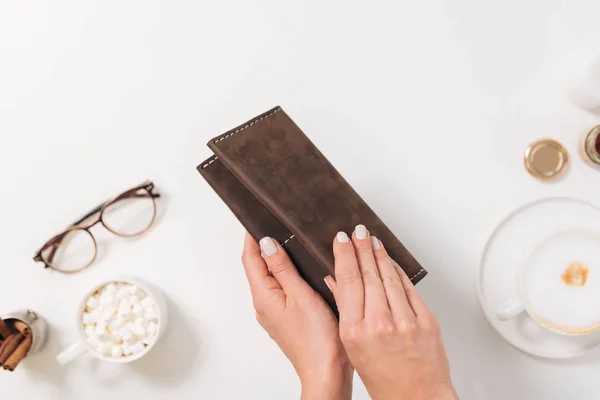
[242,233,353,400]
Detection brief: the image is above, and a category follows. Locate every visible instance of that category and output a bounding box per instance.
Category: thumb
[259,237,309,296]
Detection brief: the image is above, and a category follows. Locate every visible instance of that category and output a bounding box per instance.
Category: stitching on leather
[409,268,425,282]
[213,107,281,144]
[281,234,295,246]
[279,235,423,281]
[201,156,219,169]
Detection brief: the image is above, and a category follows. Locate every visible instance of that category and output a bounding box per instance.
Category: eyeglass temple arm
[43,191,160,264]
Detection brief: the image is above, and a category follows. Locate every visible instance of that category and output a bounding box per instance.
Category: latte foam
[523,230,600,334]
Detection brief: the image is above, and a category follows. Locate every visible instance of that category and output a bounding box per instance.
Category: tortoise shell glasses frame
[33,181,160,274]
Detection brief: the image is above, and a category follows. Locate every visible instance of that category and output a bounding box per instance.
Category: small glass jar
[580,125,600,167]
[1,309,48,356]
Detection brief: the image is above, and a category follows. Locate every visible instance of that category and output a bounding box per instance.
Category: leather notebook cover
[197,106,427,314]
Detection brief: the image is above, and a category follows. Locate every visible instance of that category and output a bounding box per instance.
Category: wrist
[371,382,457,400]
[300,358,353,400]
[429,384,458,400]
[301,377,352,400]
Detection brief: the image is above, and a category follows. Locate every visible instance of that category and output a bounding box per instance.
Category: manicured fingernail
[324,276,333,293]
[371,236,381,249]
[355,224,367,240]
[259,237,277,257]
[336,231,349,243]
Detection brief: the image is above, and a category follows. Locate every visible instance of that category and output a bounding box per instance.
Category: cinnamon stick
[3,335,32,371]
[11,321,31,338]
[0,333,24,365]
[0,318,11,339]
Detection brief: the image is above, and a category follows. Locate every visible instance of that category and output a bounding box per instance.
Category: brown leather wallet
[197,106,427,314]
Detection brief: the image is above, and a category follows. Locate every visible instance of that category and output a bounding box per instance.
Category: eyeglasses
[34,181,160,274]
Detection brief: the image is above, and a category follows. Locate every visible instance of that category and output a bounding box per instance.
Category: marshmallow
[86,295,100,309]
[95,322,108,337]
[100,293,116,306]
[147,321,158,335]
[124,336,140,346]
[92,309,103,322]
[111,345,123,358]
[117,289,129,301]
[110,317,124,330]
[119,327,133,341]
[135,317,149,330]
[144,307,158,321]
[118,302,133,318]
[84,325,96,338]
[129,285,145,297]
[97,342,112,356]
[130,342,144,355]
[82,312,96,325]
[132,304,145,317]
[126,322,146,337]
[84,324,101,345]
[141,297,155,308]
[119,298,132,308]
[102,305,117,321]
[112,331,123,343]
[123,343,134,356]
[105,283,117,293]
[125,335,138,345]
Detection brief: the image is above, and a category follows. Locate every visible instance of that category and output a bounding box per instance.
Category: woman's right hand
[325,225,458,400]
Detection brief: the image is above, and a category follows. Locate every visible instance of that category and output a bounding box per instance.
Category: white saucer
[478,197,600,359]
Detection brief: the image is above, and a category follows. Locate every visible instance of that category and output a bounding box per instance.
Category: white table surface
[1,1,600,399]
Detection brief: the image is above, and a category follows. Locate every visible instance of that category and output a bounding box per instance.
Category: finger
[242,233,283,297]
[351,225,390,315]
[371,238,415,319]
[392,259,430,317]
[324,275,339,304]
[333,231,364,322]
[259,236,310,296]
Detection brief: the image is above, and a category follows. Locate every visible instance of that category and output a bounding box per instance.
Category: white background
[1,1,600,399]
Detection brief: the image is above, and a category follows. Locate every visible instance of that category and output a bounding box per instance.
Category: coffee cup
[496,230,600,335]
[57,276,167,365]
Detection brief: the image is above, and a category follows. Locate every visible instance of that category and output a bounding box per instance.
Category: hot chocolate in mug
[496,230,600,335]
[57,276,167,365]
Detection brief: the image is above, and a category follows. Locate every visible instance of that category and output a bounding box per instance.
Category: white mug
[496,230,600,336]
[57,276,168,365]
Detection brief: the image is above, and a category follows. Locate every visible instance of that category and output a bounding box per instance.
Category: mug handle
[56,340,88,365]
[496,296,525,321]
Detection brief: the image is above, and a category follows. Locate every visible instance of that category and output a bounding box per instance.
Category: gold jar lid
[524,139,569,181]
